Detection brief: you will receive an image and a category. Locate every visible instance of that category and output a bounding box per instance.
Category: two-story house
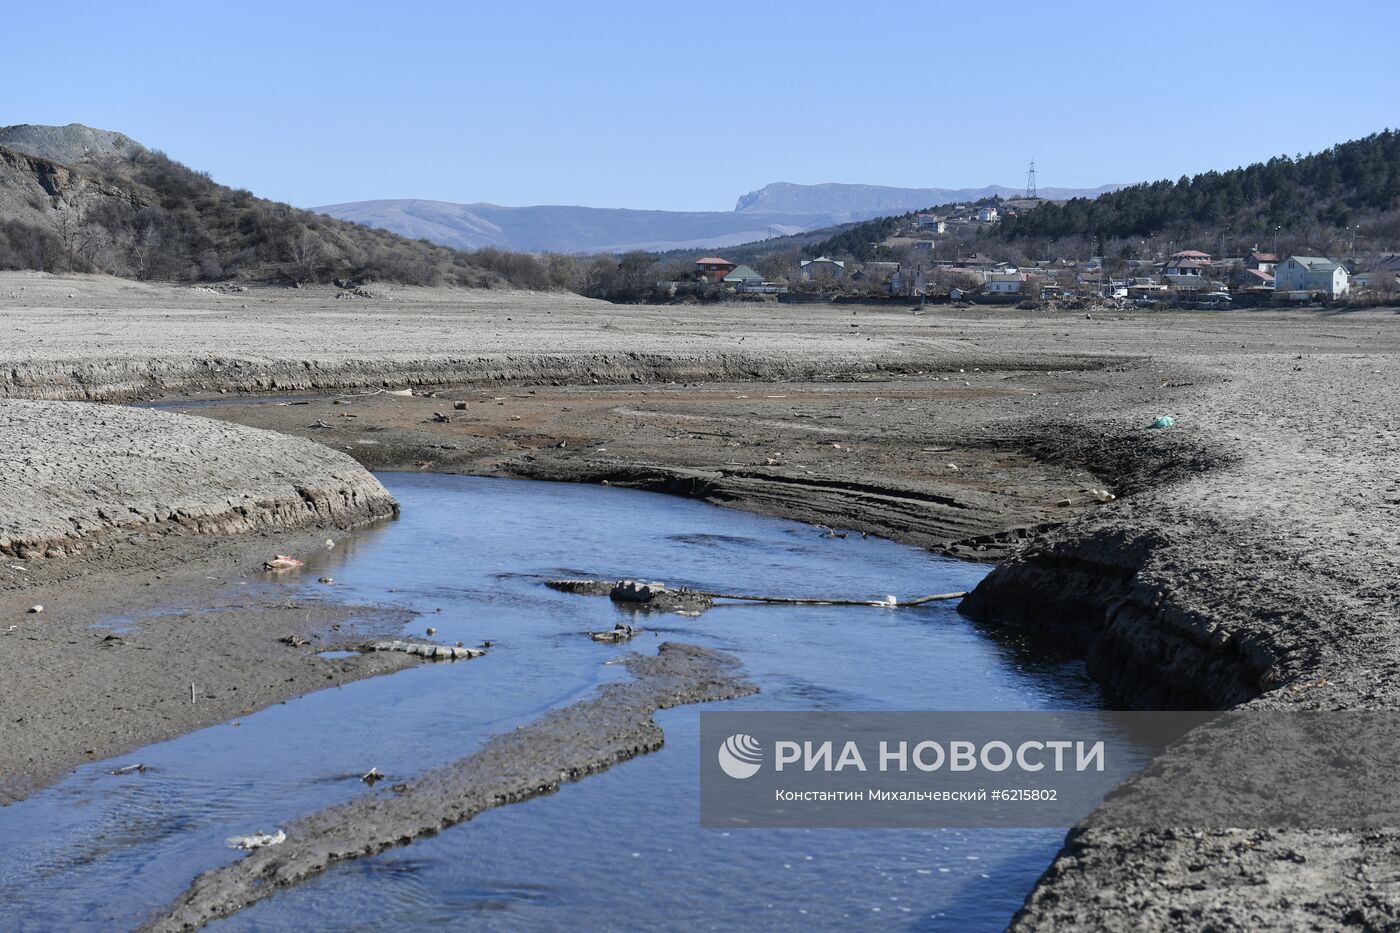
[1274,256,1349,297]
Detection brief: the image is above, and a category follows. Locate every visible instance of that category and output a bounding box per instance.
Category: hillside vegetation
[1002,130,1400,253]
[0,126,560,288]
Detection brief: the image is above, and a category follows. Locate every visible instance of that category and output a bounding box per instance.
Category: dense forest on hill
[732,131,1400,267]
[1002,131,1400,252]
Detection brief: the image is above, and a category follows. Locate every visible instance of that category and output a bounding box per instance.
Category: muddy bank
[0,399,395,564]
[0,520,433,805]
[0,271,1110,402]
[0,397,408,802]
[142,642,755,932]
[175,375,1129,563]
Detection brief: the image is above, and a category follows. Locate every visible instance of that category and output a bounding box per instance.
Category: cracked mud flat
[142,642,755,932]
[3,272,1400,928]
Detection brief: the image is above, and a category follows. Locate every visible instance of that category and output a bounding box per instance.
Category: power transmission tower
[1025,159,1038,200]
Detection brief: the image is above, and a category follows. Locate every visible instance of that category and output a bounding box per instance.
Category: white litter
[227,830,286,850]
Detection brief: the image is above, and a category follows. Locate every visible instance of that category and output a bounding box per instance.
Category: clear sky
[7,0,1397,211]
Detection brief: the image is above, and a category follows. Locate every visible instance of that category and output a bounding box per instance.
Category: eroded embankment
[960,363,1400,930]
[958,422,1275,710]
[0,399,396,567]
[141,642,756,933]
[0,350,1111,402]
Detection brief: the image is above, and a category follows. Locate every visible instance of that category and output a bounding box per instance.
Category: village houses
[1274,256,1349,298]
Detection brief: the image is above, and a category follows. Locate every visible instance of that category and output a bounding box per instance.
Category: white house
[976,206,999,223]
[890,267,927,295]
[915,213,947,233]
[984,271,1024,294]
[800,257,846,280]
[1274,256,1349,297]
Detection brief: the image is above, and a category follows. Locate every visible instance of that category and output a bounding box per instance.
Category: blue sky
[8,0,1397,211]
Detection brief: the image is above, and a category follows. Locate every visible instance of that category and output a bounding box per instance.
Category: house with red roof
[694,256,737,282]
[1163,249,1212,290]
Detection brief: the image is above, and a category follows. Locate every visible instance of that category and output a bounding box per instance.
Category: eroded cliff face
[961,512,1279,711]
[0,400,396,564]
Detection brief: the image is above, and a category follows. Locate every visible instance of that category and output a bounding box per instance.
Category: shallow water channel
[0,473,1115,931]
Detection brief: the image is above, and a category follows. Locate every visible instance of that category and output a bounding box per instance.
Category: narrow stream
[0,474,1112,931]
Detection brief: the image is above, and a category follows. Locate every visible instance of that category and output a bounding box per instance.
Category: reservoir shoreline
[2,274,1397,928]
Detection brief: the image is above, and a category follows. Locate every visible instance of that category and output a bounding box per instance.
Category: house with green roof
[722,264,764,284]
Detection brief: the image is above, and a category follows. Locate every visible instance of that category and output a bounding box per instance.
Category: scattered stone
[425,626,436,636]
[453,401,468,410]
[279,634,310,647]
[362,640,484,661]
[27,605,42,614]
[429,412,451,423]
[361,767,384,786]
[591,623,640,644]
[610,580,668,603]
[110,763,148,776]
[1056,498,1073,507]
[318,576,333,584]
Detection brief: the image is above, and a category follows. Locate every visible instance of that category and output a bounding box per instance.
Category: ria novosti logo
[717,733,763,779]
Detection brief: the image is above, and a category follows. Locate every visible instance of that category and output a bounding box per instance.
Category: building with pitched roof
[1274,256,1349,297]
[694,256,737,282]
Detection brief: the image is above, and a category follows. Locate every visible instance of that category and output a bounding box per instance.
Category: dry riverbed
[2,271,1399,929]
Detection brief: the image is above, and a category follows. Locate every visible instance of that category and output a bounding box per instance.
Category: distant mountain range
[315,180,1124,255]
[312,199,834,255]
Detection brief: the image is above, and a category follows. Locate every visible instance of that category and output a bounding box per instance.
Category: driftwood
[546,578,965,611]
[705,591,967,607]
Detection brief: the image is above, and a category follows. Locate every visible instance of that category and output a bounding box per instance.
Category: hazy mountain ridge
[316,183,1123,255]
[314,199,831,254]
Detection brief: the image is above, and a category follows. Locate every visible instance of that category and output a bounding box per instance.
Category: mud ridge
[0,352,1107,403]
[0,400,397,569]
[141,642,756,932]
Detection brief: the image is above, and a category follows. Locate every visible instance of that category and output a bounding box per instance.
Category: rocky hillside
[0,124,528,287]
